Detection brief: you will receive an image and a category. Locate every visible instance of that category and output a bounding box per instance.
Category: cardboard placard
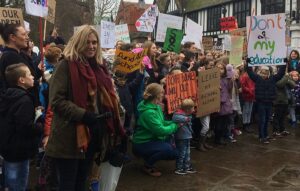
[247,13,286,66]
[163,28,183,53]
[202,37,213,51]
[165,72,197,114]
[229,27,247,55]
[197,68,220,117]
[156,13,183,42]
[220,16,237,31]
[0,7,24,26]
[115,48,147,73]
[229,36,244,66]
[46,0,56,24]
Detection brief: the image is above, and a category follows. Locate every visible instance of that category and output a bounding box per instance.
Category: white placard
[101,21,115,49]
[24,20,30,32]
[247,13,286,66]
[115,24,130,44]
[25,0,48,17]
[156,13,183,42]
[181,18,203,49]
[135,5,157,32]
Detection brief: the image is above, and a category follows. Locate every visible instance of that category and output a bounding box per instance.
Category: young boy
[172,99,197,175]
[246,63,286,144]
[0,63,40,190]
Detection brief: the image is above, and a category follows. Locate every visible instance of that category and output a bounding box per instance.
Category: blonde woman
[132,83,178,177]
[45,25,125,190]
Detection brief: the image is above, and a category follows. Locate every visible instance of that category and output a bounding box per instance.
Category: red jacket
[240,73,255,102]
[44,106,53,136]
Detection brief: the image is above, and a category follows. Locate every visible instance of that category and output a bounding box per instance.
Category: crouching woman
[132,83,178,177]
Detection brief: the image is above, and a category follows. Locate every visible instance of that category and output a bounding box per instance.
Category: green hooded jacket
[132,100,178,144]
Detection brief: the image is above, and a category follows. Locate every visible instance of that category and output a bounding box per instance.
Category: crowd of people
[0,23,299,191]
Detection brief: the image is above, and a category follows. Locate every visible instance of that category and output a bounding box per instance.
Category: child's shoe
[281,130,290,136]
[186,168,197,174]
[142,166,162,177]
[175,169,187,175]
[272,132,283,138]
[260,138,270,144]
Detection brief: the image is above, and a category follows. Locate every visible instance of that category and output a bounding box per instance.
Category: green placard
[163,28,183,53]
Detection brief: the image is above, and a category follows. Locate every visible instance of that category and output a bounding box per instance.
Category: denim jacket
[172,109,193,140]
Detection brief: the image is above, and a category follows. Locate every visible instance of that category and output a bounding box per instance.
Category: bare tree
[94,0,119,24]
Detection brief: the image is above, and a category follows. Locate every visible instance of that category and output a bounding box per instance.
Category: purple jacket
[219,77,233,116]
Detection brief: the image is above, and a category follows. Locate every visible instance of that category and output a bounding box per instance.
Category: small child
[0,63,40,190]
[172,99,196,175]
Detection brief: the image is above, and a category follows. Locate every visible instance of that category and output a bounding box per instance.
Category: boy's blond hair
[181,98,195,110]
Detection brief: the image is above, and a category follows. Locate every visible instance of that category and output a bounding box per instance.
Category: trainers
[281,131,290,136]
[266,136,276,141]
[186,168,197,174]
[260,138,270,144]
[175,169,187,175]
[228,135,237,143]
[272,132,283,138]
[142,166,162,177]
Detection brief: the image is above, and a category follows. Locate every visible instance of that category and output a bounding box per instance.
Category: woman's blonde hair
[143,83,163,101]
[63,25,102,64]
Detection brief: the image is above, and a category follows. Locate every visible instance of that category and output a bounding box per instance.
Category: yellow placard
[115,48,148,73]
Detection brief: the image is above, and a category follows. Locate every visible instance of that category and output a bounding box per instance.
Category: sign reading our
[163,28,183,53]
[115,48,147,73]
[247,13,286,66]
[220,16,237,31]
[197,68,220,117]
[0,7,24,25]
[165,72,197,114]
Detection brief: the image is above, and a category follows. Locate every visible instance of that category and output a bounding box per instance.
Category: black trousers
[273,104,288,133]
[214,114,230,143]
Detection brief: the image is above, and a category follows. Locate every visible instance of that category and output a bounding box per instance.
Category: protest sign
[115,48,147,73]
[101,21,115,49]
[224,35,231,51]
[197,68,220,117]
[165,72,197,114]
[24,20,30,32]
[220,16,237,31]
[181,18,203,49]
[156,13,183,42]
[25,0,48,17]
[229,27,247,55]
[115,24,130,44]
[202,37,213,51]
[0,7,24,25]
[213,41,223,51]
[163,28,183,53]
[46,0,56,24]
[247,13,286,66]
[229,36,244,66]
[135,5,157,32]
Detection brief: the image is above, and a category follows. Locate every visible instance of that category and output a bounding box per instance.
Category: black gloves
[82,111,113,126]
[82,112,98,126]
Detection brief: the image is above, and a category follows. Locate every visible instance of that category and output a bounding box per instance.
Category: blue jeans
[257,102,272,139]
[132,141,177,167]
[175,139,191,170]
[4,160,29,191]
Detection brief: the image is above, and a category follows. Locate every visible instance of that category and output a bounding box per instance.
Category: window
[207,6,221,32]
[261,0,285,15]
[233,0,251,28]
[187,11,198,23]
